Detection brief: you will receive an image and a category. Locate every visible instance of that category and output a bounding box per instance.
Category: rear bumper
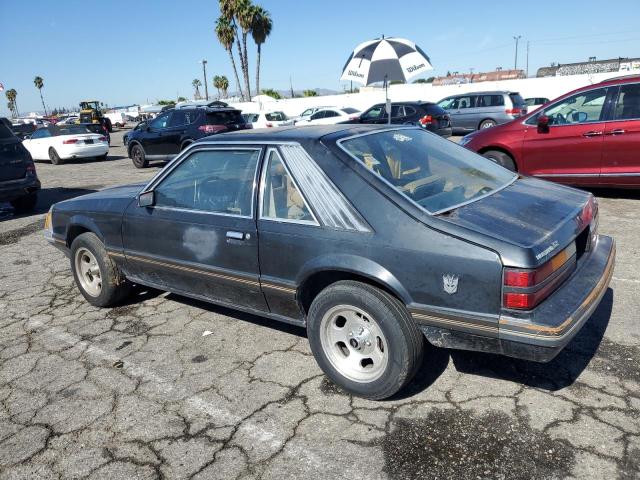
[0,175,41,202]
[59,144,109,159]
[498,235,615,361]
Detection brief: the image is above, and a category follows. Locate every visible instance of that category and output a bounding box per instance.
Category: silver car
[437,91,527,134]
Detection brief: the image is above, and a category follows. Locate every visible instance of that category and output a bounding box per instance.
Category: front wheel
[70,232,131,307]
[479,119,497,129]
[130,144,148,168]
[307,281,424,399]
[482,150,516,171]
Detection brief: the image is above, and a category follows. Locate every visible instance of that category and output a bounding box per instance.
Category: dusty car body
[45,125,615,399]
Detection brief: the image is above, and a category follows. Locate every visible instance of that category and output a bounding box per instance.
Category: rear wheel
[97,153,108,161]
[482,150,516,171]
[49,148,63,165]
[10,192,37,213]
[70,232,131,307]
[479,119,497,129]
[130,144,148,168]
[307,280,424,399]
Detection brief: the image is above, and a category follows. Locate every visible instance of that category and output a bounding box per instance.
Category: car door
[602,82,640,186]
[143,111,173,156]
[455,95,478,131]
[319,110,341,125]
[121,146,268,311]
[308,110,327,124]
[521,87,610,184]
[161,109,191,155]
[359,105,386,124]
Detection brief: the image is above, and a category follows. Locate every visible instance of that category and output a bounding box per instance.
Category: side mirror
[138,191,155,207]
[572,111,588,123]
[537,115,550,134]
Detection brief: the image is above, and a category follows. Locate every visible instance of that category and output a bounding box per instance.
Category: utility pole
[526,41,530,77]
[289,76,294,98]
[201,60,209,101]
[513,35,522,70]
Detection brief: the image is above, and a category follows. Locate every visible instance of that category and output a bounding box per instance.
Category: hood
[55,183,145,213]
[440,177,591,266]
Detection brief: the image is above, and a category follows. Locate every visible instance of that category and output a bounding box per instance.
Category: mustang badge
[442,274,459,295]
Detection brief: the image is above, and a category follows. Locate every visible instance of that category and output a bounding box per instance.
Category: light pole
[201,59,209,101]
[513,36,522,70]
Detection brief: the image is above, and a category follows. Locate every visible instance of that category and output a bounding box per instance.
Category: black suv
[127,102,251,168]
[0,118,40,212]
[343,101,452,137]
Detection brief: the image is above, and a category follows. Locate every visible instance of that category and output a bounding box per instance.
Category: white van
[104,112,126,128]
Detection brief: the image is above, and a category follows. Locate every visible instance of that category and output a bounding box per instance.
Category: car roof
[447,91,515,96]
[196,124,396,144]
[596,74,640,86]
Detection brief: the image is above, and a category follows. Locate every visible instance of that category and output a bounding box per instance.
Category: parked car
[298,107,360,125]
[292,106,335,124]
[460,75,640,187]
[56,116,79,126]
[45,124,613,399]
[77,122,110,145]
[123,121,147,147]
[437,91,527,133]
[127,102,251,168]
[0,118,40,212]
[243,111,292,128]
[343,101,452,137]
[524,97,550,113]
[22,125,109,165]
[0,118,36,140]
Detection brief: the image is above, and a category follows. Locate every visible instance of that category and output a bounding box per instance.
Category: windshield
[338,128,516,214]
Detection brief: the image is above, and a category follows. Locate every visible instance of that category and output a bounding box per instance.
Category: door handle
[606,129,626,135]
[226,231,246,240]
[582,131,603,137]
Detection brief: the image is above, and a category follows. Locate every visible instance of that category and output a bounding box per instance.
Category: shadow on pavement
[0,186,102,221]
[449,288,613,391]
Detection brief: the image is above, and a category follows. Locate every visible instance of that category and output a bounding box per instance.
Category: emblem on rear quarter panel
[443,274,459,295]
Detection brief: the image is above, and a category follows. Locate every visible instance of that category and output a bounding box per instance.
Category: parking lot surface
[0,130,638,479]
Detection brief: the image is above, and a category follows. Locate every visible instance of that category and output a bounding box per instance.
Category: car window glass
[457,96,473,109]
[362,106,383,120]
[613,83,640,120]
[478,95,504,107]
[404,106,417,116]
[155,149,260,216]
[266,112,285,121]
[340,129,515,214]
[301,109,313,117]
[206,110,245,125]
[438,98,455,109]
[168,111,188,127]
[150,113,171,129]
[342,107,360,114]
[261,149,314,222]
[391,105,404,118]
[324,110,339,118]
[311,111,326,120]
[543,88,607,125]
[31,128,51,139]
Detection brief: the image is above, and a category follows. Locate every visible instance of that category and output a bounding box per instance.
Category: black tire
[97,153,108,161]
[479,119,497,130]
[307,280,424,400]
[10,192,37,213]
[104,118,113,132]
[482,150,516,171]
[70,232,131,307]
[130,144,148,168]
[49,147,63,165]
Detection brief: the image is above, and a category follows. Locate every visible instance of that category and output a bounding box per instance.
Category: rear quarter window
[509,93,526,107]
[207,110,246,125]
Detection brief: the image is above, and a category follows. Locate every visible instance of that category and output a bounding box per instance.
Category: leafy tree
[5,89,18,117]
[260,88,281,99]
[303,89,318,97]
[157,100,176,106]
[216,16,244,100]
[177,96,188,102]
[219,75,229,98]
[251,6,271,98]
[192,79,202,100]
[33,76,48,116]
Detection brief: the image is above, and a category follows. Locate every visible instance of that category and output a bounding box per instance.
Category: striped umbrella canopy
[340,37,433,85]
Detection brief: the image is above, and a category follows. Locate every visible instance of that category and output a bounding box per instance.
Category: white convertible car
[22,125,109,165]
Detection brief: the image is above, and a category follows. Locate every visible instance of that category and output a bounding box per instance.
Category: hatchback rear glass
[342,108,360,114]
[265,112,287,121]
[339,128,516,214]
[509,93,526,107]
[207,110,246,125]
[0,122,15,139]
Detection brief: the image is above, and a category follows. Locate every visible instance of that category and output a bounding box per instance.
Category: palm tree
[303,90,318,97]
[215,16,244,100]
[251,6,271,97]
[5,89,18,117]
[219,76,229,98]
[236,0,255,100]
[219,0,247,99]
[213,75,222,98]
[33,76,48,116]
[192,79,202,100]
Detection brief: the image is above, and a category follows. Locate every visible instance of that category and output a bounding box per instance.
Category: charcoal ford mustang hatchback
[45,125,615,399]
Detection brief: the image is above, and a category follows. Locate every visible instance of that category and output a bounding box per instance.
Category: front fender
[66,215,105,244]
[297,253,412,305]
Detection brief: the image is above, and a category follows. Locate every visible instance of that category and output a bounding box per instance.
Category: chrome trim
[258,148,321,226]
[534,172,640,178]
[143,147,262,219]
[335,127,518,216]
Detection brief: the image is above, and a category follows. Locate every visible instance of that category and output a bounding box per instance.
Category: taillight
[506,108,521,115]
[98,136,107,142]
[419,115,433,126]
[198,125,226,134]
[63,138,79,144]
[266,122,273,128]
[26,162,36,174]
[502,245,574,310]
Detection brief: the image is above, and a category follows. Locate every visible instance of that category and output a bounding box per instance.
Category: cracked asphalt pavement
[0,130,638,479]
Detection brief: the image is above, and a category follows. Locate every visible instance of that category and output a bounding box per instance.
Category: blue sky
[2,0,640,114]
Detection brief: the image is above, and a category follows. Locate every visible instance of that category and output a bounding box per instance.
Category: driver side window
[154,149,260,216]
[150,112,171,129]
[543,88,608,125]
[362,105,384,120]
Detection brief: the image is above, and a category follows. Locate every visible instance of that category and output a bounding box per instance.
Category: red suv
[460,75,640,187]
